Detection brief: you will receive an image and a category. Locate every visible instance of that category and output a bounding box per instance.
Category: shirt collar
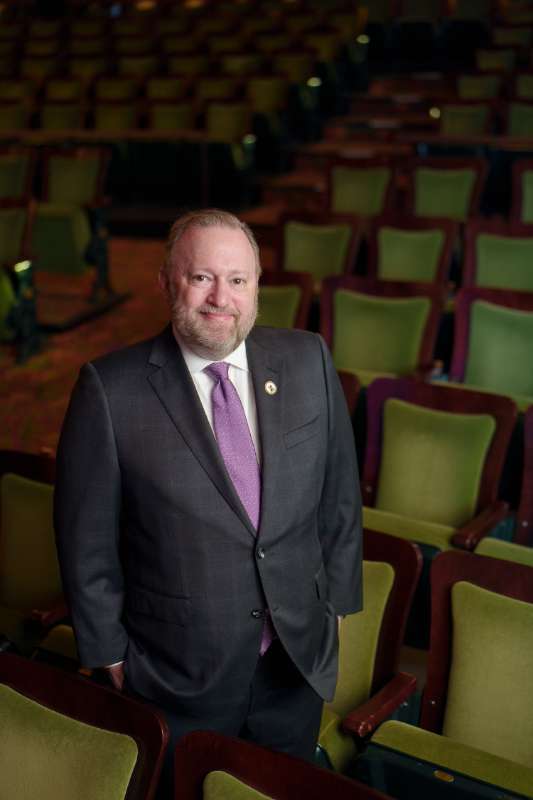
[174,330,250,376]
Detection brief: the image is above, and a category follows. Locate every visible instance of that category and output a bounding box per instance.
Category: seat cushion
[332,291,430,378]
[203,772,273,800]
[443,581,533,767]
[440,379,533,413]
[474,537,533,567]
[362,506,456,550]
[371,720,533,797]
[464,301,533,402]
[375,398,495,527]
[0,683,137,800]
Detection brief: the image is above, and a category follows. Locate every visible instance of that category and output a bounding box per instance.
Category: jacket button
[257,548,265,559]
[252,610,263,618]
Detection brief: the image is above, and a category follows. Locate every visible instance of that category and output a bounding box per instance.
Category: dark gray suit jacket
[54,325,363,715]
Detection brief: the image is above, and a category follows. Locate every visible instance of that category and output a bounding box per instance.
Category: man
[54,209,362,797]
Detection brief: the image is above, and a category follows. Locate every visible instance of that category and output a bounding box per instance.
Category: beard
[169,288,258,361]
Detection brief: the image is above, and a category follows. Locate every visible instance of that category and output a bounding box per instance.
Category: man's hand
[106,662,125,690]
[337,615,344,633]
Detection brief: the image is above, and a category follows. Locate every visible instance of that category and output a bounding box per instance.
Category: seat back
[463,300,533,401]
[257,270,314,329]
[0,150,34,200]
[245,75,286,113]
[282,221,354,280]
[0,104,27,132]
[331,291,432,380]
[205,102,248,142]
[45,79,83,102]
[375,398,496,527]
[149,102,193,131]
[272,52,315,84]
[413,166,479,218]
[514,72,533,100]
[492,26,532,47]
[0,652,168,800]
[145,77,186,101]
[118,56,158,78]
[439,103,491,136]
[507,101,533,136]
[474,231,533,290]
[94,103,138,131]
[41,104,83,131]
[0,80,34,102]
[94,78,136,102]
[68,57,109,81]
[0,207,28,261]
[0,473,61,613]
[456,73,501,100]
[44,154,102,205]
[328,160,396,217]
[422,552,533,767]
[476,47,516,71]
[375,226,446,282]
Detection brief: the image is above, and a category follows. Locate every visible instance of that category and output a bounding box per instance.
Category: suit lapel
[246,329,284,538]
[147,326,257,538]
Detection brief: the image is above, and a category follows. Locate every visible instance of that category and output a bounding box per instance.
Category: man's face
[159,225,258,360]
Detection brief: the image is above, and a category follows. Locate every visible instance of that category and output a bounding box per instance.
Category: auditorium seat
[403,157,489,220]
[324,157,399,217]
[462,218,533,291]
[353,551,533,800]
[257,269,314,329]
[316,530,421,773]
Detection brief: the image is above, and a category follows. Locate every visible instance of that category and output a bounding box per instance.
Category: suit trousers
[123,640,324,800]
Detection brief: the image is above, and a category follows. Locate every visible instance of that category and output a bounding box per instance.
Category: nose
[207,278,230,309]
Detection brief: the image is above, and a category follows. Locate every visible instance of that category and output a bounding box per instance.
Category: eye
[233,278,245,285]
[192,274,208,282]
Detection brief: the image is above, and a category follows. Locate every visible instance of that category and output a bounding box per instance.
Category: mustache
[194,305,239,318]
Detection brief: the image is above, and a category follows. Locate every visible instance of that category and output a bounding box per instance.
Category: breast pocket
[131,583,191,626]
[283,415,321,449]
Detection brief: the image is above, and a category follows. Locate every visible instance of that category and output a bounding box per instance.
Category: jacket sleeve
[54,362,129,669]
[316,335,363,617]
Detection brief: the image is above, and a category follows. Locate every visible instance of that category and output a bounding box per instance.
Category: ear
[159,268,171,303]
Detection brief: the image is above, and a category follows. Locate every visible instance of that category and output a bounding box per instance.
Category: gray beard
[169,291,258,360]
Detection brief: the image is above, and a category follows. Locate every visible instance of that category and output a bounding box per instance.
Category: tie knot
[204,362,230,383]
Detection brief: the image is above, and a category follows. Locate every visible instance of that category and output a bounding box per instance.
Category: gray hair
[163,208,261,278]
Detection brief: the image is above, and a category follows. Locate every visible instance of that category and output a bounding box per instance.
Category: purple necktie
[204,362,276,654]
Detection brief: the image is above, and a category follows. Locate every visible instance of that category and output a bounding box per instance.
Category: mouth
[197,307,238,324]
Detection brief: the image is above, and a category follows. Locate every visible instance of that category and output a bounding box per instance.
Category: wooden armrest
[341,672,417,738]
[452,501,509,550]
[31,599,68,627]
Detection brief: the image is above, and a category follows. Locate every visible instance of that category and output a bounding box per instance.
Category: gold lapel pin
[264,381,277,395]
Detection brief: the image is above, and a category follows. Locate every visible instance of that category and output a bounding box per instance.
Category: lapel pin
[264,381,277,395]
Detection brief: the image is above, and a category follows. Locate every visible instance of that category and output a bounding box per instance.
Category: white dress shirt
[175,333,262,468]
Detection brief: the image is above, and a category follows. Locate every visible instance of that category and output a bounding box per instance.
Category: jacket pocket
[284,415,321,449]
[131,583,191,626]
[315,562,327,600]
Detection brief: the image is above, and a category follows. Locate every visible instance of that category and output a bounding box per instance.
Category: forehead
[172,225,256,277]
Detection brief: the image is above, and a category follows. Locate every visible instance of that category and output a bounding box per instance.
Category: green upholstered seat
[0,683,138,800]
[374,399,495,528]
[0,474,61,654]
[330,166,391,216]
[20,58,58,81]
[457,74,500,100]
[155,18,189,35]
[24,39,60,57]
[113,19,144,36]
[115,37,154,56]
[0,80,33,102]
[413,167,477,219]
[220,54,262,77]
[369,719,533,797]
[476,48,516,72]
[0,104,26,131]
[32,203,92,275]
[463,301,533,406]
[283,222,352,281]
[69,38,107,57]
[203,772,272,800]
[516,74,533,101]
[206,103,248,143]
[376,226,445,282]
[332,291,431,385]
[0,156,30,200]
[149,103,192,131]
[521,170,533,222]
[364,580,533,797]
[70,19,105,37]
[162,36,199,55]
[95,79,136,103]
[168,55,210,76]
[475,234,533,290]
[45,79,83,102]
[318,560,395,772]
[94,104,137,131]
[28,20,61,37]
[508,102,533,136]
[362,507,457,550]
[41,103,82,130]
[246,76,286,113]
[196,77,236,104]
[257,285,302,328]
[68,58,109,81]
[493,26,532,46]
[256,34,293,54]
[146,78,186,101]
[118,56,158,78]
[440,104,490,136]
[474,536,533,567]
[47,156,100,205]
[38,623,79,661]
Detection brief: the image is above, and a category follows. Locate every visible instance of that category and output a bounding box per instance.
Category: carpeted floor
[1,238,169,454]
